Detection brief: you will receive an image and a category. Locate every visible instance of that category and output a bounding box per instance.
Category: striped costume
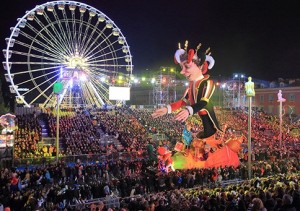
[167,74,222,138]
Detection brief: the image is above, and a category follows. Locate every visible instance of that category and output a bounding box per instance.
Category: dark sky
[1,0,300,82]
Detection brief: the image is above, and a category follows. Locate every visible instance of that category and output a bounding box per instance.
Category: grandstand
[0,104,299,210]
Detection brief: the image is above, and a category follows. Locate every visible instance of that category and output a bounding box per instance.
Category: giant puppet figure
[152,41,241,170]
[152,41,221,139]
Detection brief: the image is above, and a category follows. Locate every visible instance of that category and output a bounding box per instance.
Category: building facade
[253,86,300,116]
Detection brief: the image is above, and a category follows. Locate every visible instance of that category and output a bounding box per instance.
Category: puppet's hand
[151,107,168,118]
[174,109,189,122]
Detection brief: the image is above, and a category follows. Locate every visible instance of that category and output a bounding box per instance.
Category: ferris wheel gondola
[3,1,133,108]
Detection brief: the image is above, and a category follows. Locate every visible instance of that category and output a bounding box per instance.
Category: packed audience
[13,113,42,159]
[0,107,299,210]
[0,157,299,210]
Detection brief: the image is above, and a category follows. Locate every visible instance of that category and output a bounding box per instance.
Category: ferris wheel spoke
[71,12,78,54]
[86,44,121,61]
[88,66,118,74]
[28,78,58,105]
[11,65,61,75]
[76,13,86,47]
[87,66,119,74]
[12,50,62,63]
[69,12,78,54]
[89,69,113,79]
[81,27,108,57]
[15,69,58,87]
[42,93,53,107]
[16,34,64,58]
[88,60,125,66]
[50,9,73,53]
[84,32,113,58]
[11,61,62,65]
[90,77,109,92]
[24,72,59,102]
[89,79,109,104]
[43,11,74,55]
[81,29,106,57]
[61,10,75,52]
[90,36,117,54]
[79,17,93,55]
[82,83,96,106]
[42,92,57,108]
[33,15,71,55]
[25,22,70,57]
[86,82,105,107]
[80,21,100,56]
[25,71,59,95]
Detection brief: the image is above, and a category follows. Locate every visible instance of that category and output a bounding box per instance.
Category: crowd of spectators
[1,107,299,210]
[0,157,299,210]
[13,113,42,159]
[11,107,300,162]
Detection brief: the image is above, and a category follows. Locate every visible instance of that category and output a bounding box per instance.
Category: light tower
[222,74,245,110]
[234,73,245,109]
[152,67,177,106]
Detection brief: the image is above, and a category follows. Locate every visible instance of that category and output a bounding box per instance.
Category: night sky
[1,0,300,85]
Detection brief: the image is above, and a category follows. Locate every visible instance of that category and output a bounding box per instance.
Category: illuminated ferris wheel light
[79,73,87,81]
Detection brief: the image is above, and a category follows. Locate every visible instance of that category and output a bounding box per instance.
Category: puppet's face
[180,61,202,81]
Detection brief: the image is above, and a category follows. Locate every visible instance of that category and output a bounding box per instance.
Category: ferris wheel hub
[65,55,88,69]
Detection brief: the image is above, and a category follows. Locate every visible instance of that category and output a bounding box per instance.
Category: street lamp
[245,76,255,179]
[277,90,286,149]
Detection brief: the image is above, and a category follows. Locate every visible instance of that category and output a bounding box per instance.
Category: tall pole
[245,76,255,179]
[53,80,63,163]
[219,86,221,107]
[279,100,283,149]
[56,94,60,163]
[247,97,252,179]
[238,77,241,108]
[174,69,177,101]
[277,90,286,150]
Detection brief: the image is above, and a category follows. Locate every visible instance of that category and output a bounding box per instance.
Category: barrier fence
[11,151,146,168]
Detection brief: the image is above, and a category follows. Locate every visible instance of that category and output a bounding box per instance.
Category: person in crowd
[280,194,297,211]
[249,198,267,211]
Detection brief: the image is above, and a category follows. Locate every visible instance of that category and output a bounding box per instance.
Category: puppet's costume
[166,42,222,138]
[182,125,193,146]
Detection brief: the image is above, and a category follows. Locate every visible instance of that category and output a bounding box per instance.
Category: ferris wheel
[3,1,133,108]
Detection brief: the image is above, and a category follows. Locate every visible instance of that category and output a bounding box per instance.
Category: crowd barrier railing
[13,151,146,168]
[68,195,120,210]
